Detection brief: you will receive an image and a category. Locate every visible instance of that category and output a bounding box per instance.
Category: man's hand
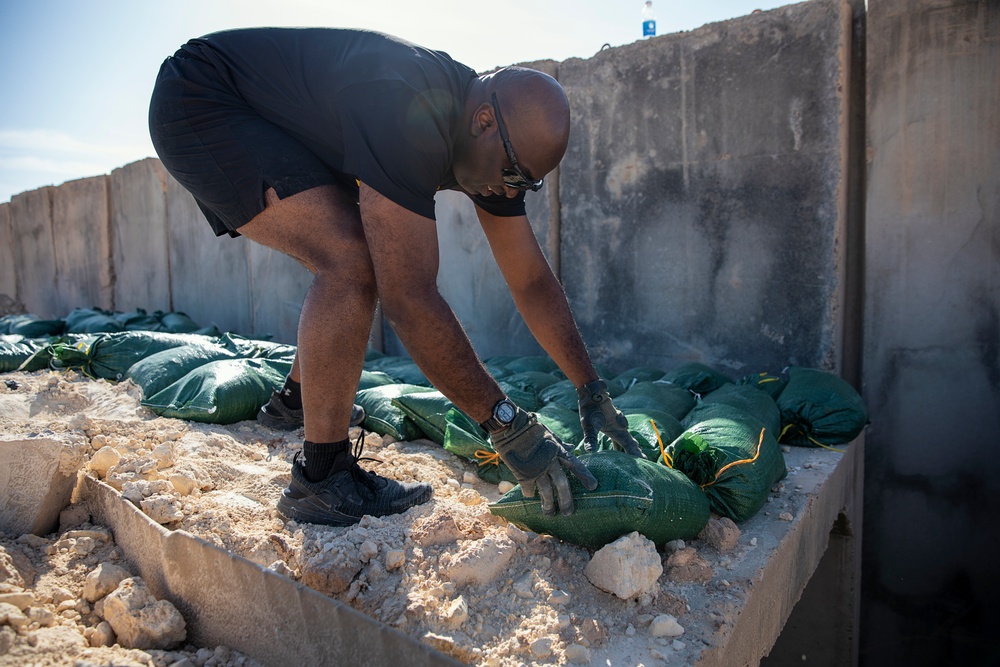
[491,407,599,516]
[578,379,646,458]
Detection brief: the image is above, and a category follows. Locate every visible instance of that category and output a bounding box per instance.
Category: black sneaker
[257,391,365,430]
[277,439,433,526]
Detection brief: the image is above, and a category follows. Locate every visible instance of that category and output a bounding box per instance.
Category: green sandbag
[357,369,396,391]
[496,381,540,412]
[685,383,781,437]
[667,417,787,523]
[616,381,696,421]
[125,341,239,398]
[0,335,50,372]
[661,362,733,396]
[49,331,217,380]
[535,403,584,446]
[777,367,868,447]
[502,355,559,374]
[355,383,434,441]
[738,371,788,400]
[538,379,580,411]
[222,334,296,361]
[392,390,463,444]
[364,356,430,386]
[489,450,710,549]
[141,358,290,424]
[613,366,667,388]
[115,309,165,331]
[0,314,65,338]
[441,409,519,485]
[499,370,561,396]
[159,311,202,333]
[64,308,123,333]
[573,409,684,460]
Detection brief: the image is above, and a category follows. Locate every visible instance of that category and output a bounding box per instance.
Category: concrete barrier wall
[861,0,1000,664]
[51,175,113,314]
[558,0,853,376]
[0,201,17,312]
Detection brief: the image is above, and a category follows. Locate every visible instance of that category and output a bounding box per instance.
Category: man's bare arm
[359,184,504,423]
[477,207,598,388]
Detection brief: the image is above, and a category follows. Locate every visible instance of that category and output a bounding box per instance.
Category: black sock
[279,378,302,410]
[302,439,351,482]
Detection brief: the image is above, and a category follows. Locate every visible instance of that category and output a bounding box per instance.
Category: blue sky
[0,0,795,203]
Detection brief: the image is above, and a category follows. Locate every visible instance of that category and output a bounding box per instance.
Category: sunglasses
[491,92,544,192]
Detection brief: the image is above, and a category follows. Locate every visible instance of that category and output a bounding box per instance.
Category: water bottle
[642,1,656,38]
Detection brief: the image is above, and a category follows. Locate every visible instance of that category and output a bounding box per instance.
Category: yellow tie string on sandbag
[779,423,845,453]
[700,427,766,489]
[650,419,673,468]
[474,449,502,468]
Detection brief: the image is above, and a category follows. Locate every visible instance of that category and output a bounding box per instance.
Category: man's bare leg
[240,185,374,443]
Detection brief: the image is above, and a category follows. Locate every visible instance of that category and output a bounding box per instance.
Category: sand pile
[0,368,803,666]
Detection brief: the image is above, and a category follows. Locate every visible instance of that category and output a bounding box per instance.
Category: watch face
[496,400,516,424]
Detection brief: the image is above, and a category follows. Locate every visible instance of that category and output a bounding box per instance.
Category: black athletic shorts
[148,50,345,237]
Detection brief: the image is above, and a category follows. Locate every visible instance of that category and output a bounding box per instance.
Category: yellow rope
[650,419,673,468]
[474,449,502,468]
[780,423,845,453]
[702,427,766,489]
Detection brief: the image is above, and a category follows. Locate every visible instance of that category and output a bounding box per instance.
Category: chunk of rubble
[139,495,184,525]
[300,544,363,595]
[89,445,122,479]
[410,514,463,547]
[698,516,741,552]
[83,562,130,602]
[665,546,714,583]
[584,532,663,600]
[99,577,187,650]
[438,535,516,587]
[649,614,685,637]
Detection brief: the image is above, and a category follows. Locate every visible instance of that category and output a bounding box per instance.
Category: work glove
[490,407,599,516]
[577,379,646,458]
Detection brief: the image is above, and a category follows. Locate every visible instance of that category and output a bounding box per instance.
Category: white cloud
[0,129,138,161]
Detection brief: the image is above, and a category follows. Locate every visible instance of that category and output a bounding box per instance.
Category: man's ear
[470,102,495,138]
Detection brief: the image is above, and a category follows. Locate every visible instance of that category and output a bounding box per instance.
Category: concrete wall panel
[111,158,171,312]
[558,0,851,376]
[862,0,1000,663]
[248,243,312,344]
[0,202,17,311]
[9,187,58,318]
[166,174,254,336]
[51,176,113,313]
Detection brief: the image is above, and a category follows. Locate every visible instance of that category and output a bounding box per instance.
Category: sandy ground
[0,368,807,667]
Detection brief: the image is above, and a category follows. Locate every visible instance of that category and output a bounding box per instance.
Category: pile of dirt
[0,368,809,666]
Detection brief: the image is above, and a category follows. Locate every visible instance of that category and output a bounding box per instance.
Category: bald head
[485,67,571,179]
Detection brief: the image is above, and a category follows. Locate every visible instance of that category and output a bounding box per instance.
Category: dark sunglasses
[491,92,544,192]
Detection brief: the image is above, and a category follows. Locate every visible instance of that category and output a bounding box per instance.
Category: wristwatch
[481,398,517,433]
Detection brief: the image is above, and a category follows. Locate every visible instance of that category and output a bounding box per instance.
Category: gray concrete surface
[558,0,853,377]
[9,187,59,318]
[165,175,254,337]
[110,158,171,314]
[51,176,113,314]
[0,202,17,312]
[861,1,1000,664]
[81,475,464,667]
[0,434,88,536]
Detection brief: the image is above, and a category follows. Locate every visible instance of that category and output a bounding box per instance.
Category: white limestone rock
[438,535,516,588]
[584,531,663,600]
[102,577,186,650]
[83,562,131,602]
[649,614,685,638]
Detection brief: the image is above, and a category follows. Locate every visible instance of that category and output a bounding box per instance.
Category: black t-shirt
[179,27,526,219]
